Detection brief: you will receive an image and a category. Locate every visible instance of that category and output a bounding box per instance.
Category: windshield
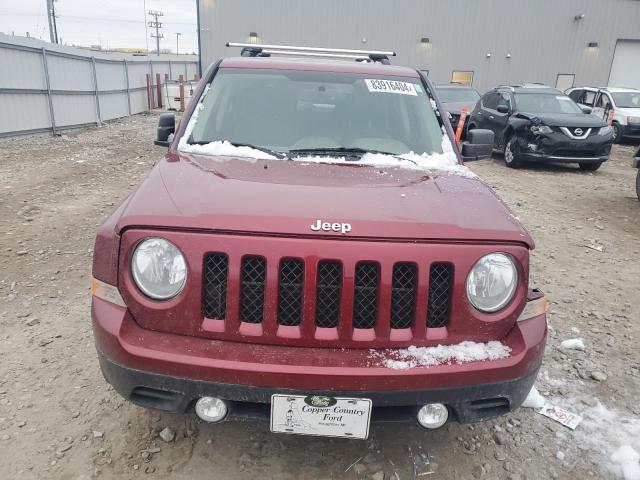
[436,87,480,104]
[514,93,583,114]
[611,92,640,108]
[184,68,444,156]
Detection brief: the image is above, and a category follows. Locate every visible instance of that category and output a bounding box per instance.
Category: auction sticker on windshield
[365,79,417,96]
[270,394,372,439]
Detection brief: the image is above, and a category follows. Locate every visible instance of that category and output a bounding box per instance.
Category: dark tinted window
[497,93,511,110]
[514,93,583,114]
[568,89,583,102]
[482,92,500,110]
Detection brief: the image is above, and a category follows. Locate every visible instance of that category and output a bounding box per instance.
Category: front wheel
[611,122,621,144]
[504,136,524,169]
[579,162,603,171]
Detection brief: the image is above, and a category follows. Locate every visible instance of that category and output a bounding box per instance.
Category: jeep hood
[116,153,533,247]
[518,112,606,128]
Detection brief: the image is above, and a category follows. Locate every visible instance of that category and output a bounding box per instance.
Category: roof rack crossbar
[260,49,370,61]
[227,42,396,64]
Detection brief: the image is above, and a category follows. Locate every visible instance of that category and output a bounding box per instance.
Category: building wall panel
[0,47,46,90]
[51,94,97,126]
[98,92,129,120]
[95,62,126,91]
[198,0,640,93]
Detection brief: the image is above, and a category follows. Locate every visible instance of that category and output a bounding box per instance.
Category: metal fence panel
[47,54,94,92]
[0,47,46,90]
[51,94,97,127]
[0,93,51,134]
[95,62,127,91]
[0,33,197,137]
[98,92,129,121]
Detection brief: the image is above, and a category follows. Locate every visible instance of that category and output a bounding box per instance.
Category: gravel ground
[0,114,638,480]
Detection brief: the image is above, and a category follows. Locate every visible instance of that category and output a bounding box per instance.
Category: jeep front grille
[315,261,342,328]
[203,254,454,340]
[427,263,453,328]
[239,256,266,323]
[353,262,380,329]
[202,253,228,319]
[278,259,305,326]
[390,263,417,329]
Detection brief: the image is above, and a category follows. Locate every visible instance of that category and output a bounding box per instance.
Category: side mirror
[581,106,593,114]
[496,105,510,114]
[461,129,494,160]
[154,113,176,147]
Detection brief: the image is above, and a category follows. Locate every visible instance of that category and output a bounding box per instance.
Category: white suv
[567,87,640,143]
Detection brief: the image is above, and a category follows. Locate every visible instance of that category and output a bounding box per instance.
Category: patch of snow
[179,140,276,160]
[560,338,585,350]
[373,340,511,370]
[611,446,640,480]
[552,398,640,480]
[522,386,546,409]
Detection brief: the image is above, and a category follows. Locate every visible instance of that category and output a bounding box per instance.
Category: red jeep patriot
[91,44,547,438]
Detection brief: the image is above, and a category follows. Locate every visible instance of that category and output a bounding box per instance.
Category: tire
[636,170,640,201]
[611,122,621,144]
[579,162,603,171]
[504,136,524,169]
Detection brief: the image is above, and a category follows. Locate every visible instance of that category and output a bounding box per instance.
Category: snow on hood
[177,88,474,177]
[370,340,511,370]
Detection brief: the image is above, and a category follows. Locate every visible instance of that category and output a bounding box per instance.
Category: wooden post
[156,72,162,109]
[146,73,152,110]
[179,74,185,112]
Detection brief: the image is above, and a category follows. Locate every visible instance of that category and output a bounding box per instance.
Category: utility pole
[175,32,181,55]
[46,0,59,44]
[148,10,164,56]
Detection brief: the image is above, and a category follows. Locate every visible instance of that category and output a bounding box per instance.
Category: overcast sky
[0,0,198,53]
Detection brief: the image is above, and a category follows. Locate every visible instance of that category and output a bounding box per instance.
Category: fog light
[417,403,449,429]
[195,397,228,423]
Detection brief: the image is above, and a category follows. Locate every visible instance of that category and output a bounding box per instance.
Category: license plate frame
[270,394,372,439]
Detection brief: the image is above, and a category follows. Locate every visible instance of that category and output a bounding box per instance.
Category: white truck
[566,87,640,143]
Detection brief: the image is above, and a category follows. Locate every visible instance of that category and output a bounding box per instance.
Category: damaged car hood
[517,112,607,128]
[115,153,533,247]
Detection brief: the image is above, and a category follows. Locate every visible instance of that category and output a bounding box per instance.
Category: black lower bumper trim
[98,353,539,424]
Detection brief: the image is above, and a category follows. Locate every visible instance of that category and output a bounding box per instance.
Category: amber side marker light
[516,295,548,322]
[91,277,126,308]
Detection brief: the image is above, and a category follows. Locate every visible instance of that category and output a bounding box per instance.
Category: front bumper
[92,294,547,424]
[518,131,612,163]
[620,123,640,140]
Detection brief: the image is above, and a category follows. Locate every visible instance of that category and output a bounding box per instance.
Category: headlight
[598,126,613,136]
[628,116,640,125]
[131,238,187,300]
[530,125,552,135]
[466,253,518,312]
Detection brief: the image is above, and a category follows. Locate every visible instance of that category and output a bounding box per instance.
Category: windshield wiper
[188,140,286,158]
[288,147,418,165]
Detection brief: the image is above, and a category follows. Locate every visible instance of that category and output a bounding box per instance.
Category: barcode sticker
[365,79,417,96]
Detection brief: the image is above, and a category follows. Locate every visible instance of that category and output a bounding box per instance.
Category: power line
[148,9,163,56]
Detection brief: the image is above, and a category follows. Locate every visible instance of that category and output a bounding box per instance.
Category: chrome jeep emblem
[310,219,352,234]
[574,128,583,136]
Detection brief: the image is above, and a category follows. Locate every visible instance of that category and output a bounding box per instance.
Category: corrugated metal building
[197,0,640,92]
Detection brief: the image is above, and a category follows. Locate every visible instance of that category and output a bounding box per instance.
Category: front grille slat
[278,259,305,326]
[202,253,228,319]
[390,263,417,329]
[427,263,453,328]
[315,261,342,328]
[240,256,266,323]
[203,253,455,340]
[353,262,379,329]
